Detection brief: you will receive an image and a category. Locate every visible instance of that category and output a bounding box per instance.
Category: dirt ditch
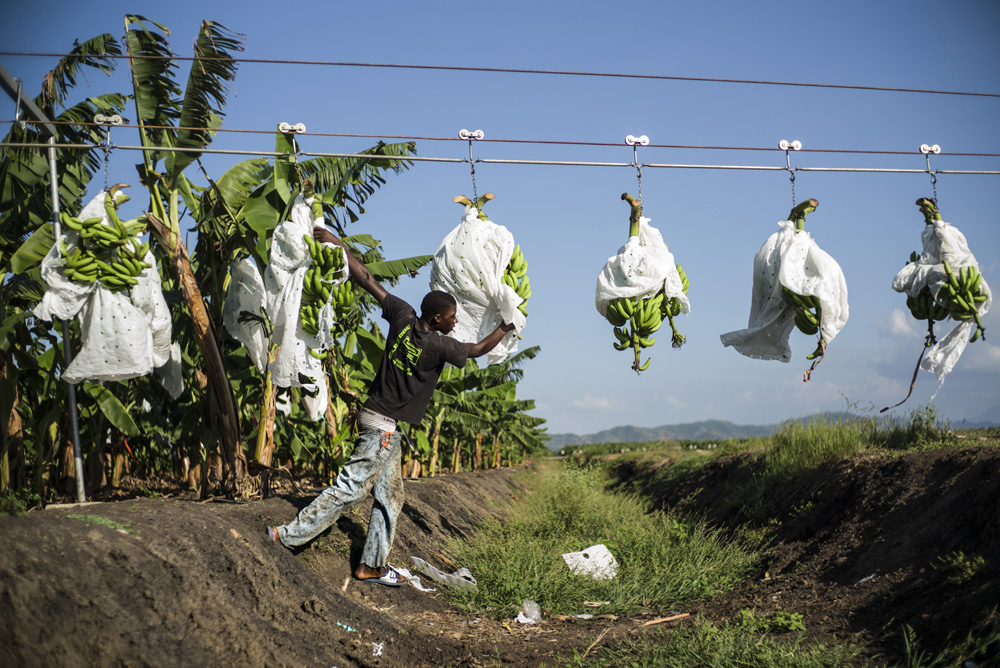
[2,446,999,667]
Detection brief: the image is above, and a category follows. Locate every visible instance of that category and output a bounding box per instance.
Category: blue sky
[3,0,999,434]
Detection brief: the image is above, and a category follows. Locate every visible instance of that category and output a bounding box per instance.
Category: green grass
[551,616,867,668]
[445,464,760,618]
[66,513,137,534]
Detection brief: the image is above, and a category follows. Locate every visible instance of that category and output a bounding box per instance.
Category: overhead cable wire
[2,51,999,99]
[3,119,1000,158]
[2,141,998,174]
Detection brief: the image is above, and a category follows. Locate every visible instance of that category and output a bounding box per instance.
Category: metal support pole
[47,137,85,503]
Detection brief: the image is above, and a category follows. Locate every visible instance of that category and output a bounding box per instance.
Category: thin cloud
[570,395,620,411]
[962,340,1000,372]
[874,308,919,338]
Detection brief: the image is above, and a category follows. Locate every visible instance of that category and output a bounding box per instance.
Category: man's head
[420,290,458,334]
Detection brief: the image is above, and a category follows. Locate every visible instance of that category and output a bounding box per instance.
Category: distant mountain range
[546,409,1000,450]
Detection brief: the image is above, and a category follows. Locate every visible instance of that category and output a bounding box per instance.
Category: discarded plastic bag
[391,566,436,592]
[721,220,848,362]
[429,207,527,364]
[411,556,478,592]
[562,544,618,581]
[516,599,542,624]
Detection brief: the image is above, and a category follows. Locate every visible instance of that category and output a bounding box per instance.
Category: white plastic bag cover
[891,220,992,381]
[300,374,329,423]
[223,257,268,373]
[262,195,346,421]
[720,220,849,362]
[33,191,174,383]
[562,544,619,580]
[594,217,690,319]
[428,208,527,365]
[155,341,184,400]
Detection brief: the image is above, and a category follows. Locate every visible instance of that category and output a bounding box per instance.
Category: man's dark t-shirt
[365,294,469,424]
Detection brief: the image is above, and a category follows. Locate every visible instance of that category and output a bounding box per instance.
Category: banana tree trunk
[253,346,279,467]
[429,428,440,477]
[110,433,127,488]
[146,212,246,489]
[451,437,461,473]
[59,416,75,497]
[1,354,19,493]
[474,434,483,470]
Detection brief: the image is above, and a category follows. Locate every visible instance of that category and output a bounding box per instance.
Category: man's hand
[313,227,338,246]
[313,226,389,304]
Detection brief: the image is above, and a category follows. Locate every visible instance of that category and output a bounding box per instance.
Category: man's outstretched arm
[313,227,388,304]
[466,322,517,359]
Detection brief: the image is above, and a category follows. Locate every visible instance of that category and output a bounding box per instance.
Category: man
[267,226,517,586]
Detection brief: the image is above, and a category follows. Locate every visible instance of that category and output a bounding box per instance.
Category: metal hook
[460,129,484,200]
[780,140,801,207]
[94,114,122,193]
[921,144,941,206]
[626,135,649,200]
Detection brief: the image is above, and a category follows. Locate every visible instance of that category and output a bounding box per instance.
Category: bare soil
[2,444,999,667]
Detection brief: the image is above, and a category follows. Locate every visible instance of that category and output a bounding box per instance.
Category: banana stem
[621,193,642,237]
[916,197,942,225]
[667,313,686,348]
[788,199,818,231]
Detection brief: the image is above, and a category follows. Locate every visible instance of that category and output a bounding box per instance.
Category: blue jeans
[275,426,403,568]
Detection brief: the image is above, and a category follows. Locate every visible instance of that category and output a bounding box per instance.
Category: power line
[3,141,998,175]
[4,118,1000,158]
[2,51,999,99]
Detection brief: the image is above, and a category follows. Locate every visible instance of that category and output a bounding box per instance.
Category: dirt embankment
[2,446,999,667]
[610,444,1000,659]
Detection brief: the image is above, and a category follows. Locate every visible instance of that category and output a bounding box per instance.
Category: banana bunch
[904,199,987,343]
[783,287,825,360]
[502,244,531,316]
[452,192,532,316]
[58,187,150,292]
[603,194,691,373]
[607,292,665,372]
[939,261,987,342]
[299,232,350,337]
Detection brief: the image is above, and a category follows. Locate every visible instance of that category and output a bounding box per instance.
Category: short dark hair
[420,290,457,319]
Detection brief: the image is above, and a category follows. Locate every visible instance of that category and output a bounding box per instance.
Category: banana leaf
[82,382,140,437]
[124,15,182,152]
[166,21,243,184]
[354,324,385,370]
[207,158,270,214]
[10,224,54,273]
[366,255,432,281]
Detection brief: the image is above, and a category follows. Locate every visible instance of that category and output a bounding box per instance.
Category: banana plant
[123,15,250,491]
[1,34,127,497]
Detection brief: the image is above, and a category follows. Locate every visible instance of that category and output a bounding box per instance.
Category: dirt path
[1,466,638,668]
[2,446,999,667]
